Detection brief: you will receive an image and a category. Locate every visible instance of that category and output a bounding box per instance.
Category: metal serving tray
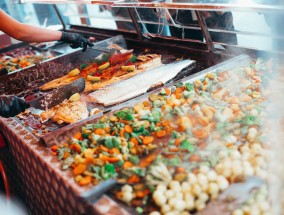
[0,44,63,76]
[39,54,253,208]
[50,54,251,143]
[8,35,200,144]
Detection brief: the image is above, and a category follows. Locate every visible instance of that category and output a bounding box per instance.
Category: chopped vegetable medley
[52,59,273,215]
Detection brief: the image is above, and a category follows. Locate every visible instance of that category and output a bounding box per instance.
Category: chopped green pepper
[130,55,137,63]
[79,64,87,70]
[185,82,194,91]
[129,155,140,165]
[136,207,143,214]
[180,139,195,152]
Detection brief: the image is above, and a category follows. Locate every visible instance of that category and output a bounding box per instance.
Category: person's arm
[0,9,62,42]
[0,9,94,52]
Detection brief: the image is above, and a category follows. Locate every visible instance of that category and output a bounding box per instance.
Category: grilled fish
[40,100,89,124]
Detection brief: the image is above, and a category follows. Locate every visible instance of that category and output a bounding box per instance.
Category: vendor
[0,9,95,117]
[0,9,94,52]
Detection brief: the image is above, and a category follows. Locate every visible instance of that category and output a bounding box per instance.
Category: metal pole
[127,8,143,40]
[52,4,66,30]
[195,10,214,52]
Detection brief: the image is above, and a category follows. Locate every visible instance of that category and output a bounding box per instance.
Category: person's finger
[70,44,77,49]
[87,40,94,47]
[82,44,87,52]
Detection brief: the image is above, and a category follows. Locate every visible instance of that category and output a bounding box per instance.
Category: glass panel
[112,0,284,13]
[57,4,137,32]
[2,1,62,28]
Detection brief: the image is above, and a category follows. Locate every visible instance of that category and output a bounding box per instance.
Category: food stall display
[0,45,59,74]
[11,40,195,139]
[49,55,272,214]
[0,1,283,215]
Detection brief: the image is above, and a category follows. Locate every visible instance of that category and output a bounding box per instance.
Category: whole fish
[88,59,195,106]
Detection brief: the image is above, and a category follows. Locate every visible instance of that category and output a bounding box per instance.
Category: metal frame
[52,4,66,30]
[22,1,284,55]
[17,0,284,13]
[195,11,214,52]
[127,8,143,40]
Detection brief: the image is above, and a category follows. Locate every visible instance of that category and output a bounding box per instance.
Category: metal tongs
[88,35,128,54]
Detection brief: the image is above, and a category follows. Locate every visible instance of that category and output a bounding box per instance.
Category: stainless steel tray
[38,54,251,146]
[42,54,254,207]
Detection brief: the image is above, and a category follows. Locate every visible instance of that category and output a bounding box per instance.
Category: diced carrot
[192,103,199,110]
[51,145,59,152]
[73,164,86,176]
[186,98,193,104]
[192,168,199,174]
[175,93,181,99]
[63,143,68,147]
[123,161,133,169]
[162,120,171,127]
[197,116,209,126]
[226,143,234,148]
[73,132,83,140]
[143,136,154,145]
[100,154,120,163]
[127,174,140,184]
[100,154,109,162]
[110,148,120,154]
[177,125,186,132]
[165,88,171,96]
[175,87,183,94]
[63,151,69,159]
[136,191,146,198]
[120,129,125,138]
[175,138,183,146]
[94,128,105,135]
[192,128,208,139]
[85,157,94,165]
[145,154,156,163]
[198,142,207,149]
[124,125,133,133]
[144,189,150,195]
[116,191,123,200]
[120,119,128,124]
[100,145,109,152]
[79,176,92,186]
[52,152,57,156]
[165,128,173,136]
[105,126,110,133]
[143,101,151,107]
[176,167,186,173]
[129,137,138,146]
[139,160,149,168]
[156,130,166,138]
[156,122,161,127]
[169,147,179,152]
[70,144,81,153]
[107,157,120,163]
[189,155,201,162]
[189,116,198,127]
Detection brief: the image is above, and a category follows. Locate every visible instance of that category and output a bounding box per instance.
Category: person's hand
[0,95,27,118]
[59,32,95,52]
